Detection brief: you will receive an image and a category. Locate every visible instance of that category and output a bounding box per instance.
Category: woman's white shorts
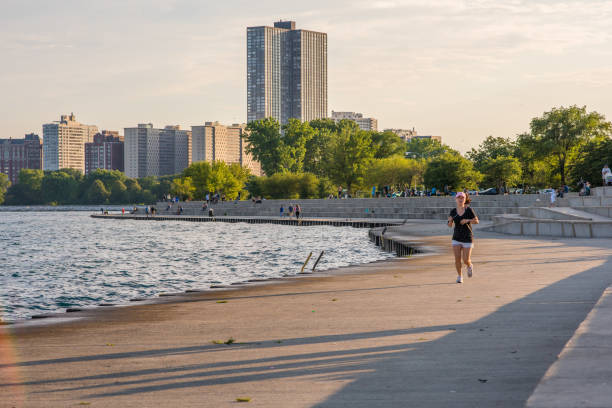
[452,240,473,248]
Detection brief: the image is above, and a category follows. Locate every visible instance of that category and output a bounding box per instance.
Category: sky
[1,0,611,153]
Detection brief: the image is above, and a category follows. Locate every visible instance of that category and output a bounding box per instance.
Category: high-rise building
[84,131,124,175]
[124,124,191,178]
[0,134,43,184]
[192,122,262,176]
[331,111,378,131]
[42,113,98,172]
[247,20,327,125]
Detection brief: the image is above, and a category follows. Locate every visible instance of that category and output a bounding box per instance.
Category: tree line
[0,105,610,205]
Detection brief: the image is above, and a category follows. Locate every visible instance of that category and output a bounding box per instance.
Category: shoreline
[2,220,436,329]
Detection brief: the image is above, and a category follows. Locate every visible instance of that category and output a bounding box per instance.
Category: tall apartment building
[42,113,98,172]
[0,134,43,184]
[124,124,191,178]
[192,122,262,176]
[247,20,327,125]
[84,131,124,175]
[331,111,378,131]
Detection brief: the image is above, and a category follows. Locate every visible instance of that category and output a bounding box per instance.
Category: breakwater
[91,214,403,228]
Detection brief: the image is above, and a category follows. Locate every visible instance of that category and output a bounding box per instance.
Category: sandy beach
[2,224,612,407]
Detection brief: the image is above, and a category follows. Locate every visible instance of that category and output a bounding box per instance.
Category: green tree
[365,156,423,191]
[370,131,406,159]
[280,119,313,173]
[5,169,44,204]
[405,138,455,159]
[325,126,374,194]
[304,127,333,176]
[244,118,284,175]
[0,173,10,205]
[182,161,212,199]
[570,137,612,186]
[467,136,518,172]
[124,178,143,203]
[171,177,195,201]
[41,170,80,204]
[207,161,242,199]
[481,156,522,191]
[86,179,111,204]
[528,105,611,185]
[108,179,128,203]
[424,152,482,191]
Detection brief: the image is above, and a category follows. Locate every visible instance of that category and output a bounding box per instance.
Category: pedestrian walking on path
[295,204,301,219]
[447,192,479,283]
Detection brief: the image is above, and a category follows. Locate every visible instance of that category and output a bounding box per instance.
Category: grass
[236,397,251,402]
[216,300,228,303]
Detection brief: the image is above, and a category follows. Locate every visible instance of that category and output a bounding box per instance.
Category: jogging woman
[447,192,479,283]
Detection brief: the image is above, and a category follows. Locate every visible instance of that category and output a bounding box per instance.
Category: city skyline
[1,0,612,153]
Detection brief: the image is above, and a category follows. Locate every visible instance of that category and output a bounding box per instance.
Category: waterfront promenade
[2,223,612,407]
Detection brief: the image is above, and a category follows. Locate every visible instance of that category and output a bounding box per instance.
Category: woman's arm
[447,216,454,228]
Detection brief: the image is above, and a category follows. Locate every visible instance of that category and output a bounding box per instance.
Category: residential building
[331,111,378,131]
[124,124,191,178]
[191,122,263,176]
[42,113,98,172]
[247,20,327,125]
[84,131,124,175]
[0,134,42,184]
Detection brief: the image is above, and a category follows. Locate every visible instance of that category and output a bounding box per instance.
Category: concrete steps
[484,187,612,238]
[156,195,565,221]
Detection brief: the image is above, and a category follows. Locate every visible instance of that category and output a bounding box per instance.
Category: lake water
[0,211,394,322]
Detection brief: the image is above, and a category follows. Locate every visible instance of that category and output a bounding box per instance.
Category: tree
[280,119,313,173]
[5,169,43,204]
[325,126,374,194]
[244,118,284,175]
[86,179,111,204]
[405,138,456,159]
[528,105,611,185]
[481,156,522,191]
[207,161,242,199]
[365,156,423,190]
[171,177,195,201]
[0,173,10,205]
[108,179,128,203]
[124,178,143,203]
[570,137,612,186]
[182,161,212,199]
[304,127,333,176]
[41,170,80,204]
[467,136,518,172]
[424,152,482,191]
[370,131,406,159]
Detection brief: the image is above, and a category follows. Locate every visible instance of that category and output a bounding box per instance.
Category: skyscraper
[247,21,327,125]
[124,124,191,178]
[191,122,262,176]
[42,113,98,172]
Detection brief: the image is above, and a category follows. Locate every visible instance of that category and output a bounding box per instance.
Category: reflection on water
[0,212,393,321]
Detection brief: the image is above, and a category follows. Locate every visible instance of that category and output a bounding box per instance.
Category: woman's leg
[462,246,473,268]
[453,245,463,276]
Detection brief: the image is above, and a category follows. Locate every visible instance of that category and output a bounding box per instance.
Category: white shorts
[452,240,473,248]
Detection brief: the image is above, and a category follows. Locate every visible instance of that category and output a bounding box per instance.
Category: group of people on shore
[279,204,302,219]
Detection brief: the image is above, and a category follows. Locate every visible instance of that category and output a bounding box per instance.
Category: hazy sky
[1,0,611,152]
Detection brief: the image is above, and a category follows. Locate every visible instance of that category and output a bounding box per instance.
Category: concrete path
[527,286,612,408]
[2,225,612,407]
